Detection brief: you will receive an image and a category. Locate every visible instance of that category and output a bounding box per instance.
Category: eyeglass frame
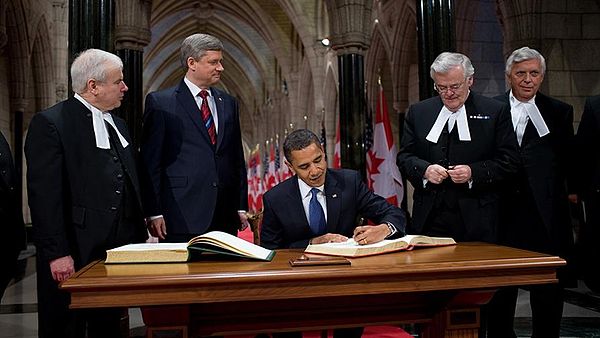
[433,77,471,94]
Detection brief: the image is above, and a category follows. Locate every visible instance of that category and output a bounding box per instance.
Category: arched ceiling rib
[145,0,315,145]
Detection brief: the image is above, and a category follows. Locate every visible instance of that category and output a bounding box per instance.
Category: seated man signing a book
[261,129,406,338]
[260,129,406,250]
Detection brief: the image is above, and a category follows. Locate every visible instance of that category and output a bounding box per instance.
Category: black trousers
[36,254,126,338]
[484,285,564,338]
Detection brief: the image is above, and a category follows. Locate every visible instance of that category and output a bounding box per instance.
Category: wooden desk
[61,242,565,337]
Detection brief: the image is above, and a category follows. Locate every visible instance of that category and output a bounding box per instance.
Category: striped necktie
[199,90,216,145]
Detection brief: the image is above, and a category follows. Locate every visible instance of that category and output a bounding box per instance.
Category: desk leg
[141,305,190,338]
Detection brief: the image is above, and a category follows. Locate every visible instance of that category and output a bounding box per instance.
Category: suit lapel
[66,98,97,150]
[324,171,342,234]
[211,87,225,150]
[175,81,214,147]
[286,178,312,231]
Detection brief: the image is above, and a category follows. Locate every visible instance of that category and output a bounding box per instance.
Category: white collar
[74,93,129,149]
[426,103,471,143]
[184,77,212,98]
[297,177,324,199]
[509,91,550,137]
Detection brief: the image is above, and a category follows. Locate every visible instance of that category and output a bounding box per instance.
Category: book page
[400,235,456,246]
[324,238,401,248]
[189,231,273,260]
[108,243,188,252]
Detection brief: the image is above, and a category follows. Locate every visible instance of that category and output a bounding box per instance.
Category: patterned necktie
[199,90,216,145]
[308,188,326,235]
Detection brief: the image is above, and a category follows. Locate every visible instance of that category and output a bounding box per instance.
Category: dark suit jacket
[578,95,600,206]
[496,92,575,257]
[577,95,600,290]
[0,132,25,296]
[140,81,248,237]
[397,92,519,242]
[260,168,406,249]
[25,98,147,267]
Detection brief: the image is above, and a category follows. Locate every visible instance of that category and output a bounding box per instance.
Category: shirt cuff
[384,222,397,238]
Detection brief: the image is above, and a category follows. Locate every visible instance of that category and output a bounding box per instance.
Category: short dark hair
[283,129,321,164]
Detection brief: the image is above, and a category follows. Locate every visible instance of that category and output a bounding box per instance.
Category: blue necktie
[309,188,326,235]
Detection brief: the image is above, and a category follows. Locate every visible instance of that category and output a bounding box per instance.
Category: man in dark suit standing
[261,129,406,338]
[25,49,147,338]
[486,46,577,338]
[140,33,248,242]
[0,131,25,299]
[577,95,600,292]
[396,52,519,243]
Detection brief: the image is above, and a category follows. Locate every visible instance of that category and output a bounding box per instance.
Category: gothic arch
[31,16,56,116]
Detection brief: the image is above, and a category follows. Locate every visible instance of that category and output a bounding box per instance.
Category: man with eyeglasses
[485,46,577,338]
[397,52,519,243]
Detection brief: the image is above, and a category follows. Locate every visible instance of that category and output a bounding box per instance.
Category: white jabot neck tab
[426,104,471,143]
[74,93,129,149]
[509,91,550,139]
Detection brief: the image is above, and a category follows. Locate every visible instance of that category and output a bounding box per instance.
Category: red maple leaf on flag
[366,149,384,190]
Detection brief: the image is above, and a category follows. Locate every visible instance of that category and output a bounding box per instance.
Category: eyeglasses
[434,79,468,94]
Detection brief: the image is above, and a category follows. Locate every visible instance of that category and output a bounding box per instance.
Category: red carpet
[228,326,412,337]
[235,230,412,337]
[237,227,255,243]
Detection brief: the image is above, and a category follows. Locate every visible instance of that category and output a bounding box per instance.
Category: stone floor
[2,246,599,337]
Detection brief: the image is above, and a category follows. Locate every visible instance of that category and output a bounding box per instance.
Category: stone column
[416,0,456,100]
[0,0,7,53]
[68,0,115,94]
[326,0,371,174]
[53,1,69,102]
[10,99,28,218]
[114,0,151,147]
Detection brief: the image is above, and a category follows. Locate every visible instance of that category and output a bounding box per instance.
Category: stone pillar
[0,0,7,53]
[326,0,371,174]
[114,0,151,147]
[53,1,69,102]
[416,0,456,100]
[10,99,28,219]
[68,0,115,94]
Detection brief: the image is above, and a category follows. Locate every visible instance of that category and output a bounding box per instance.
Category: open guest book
[304,234,456,258]
[105,231,275,263]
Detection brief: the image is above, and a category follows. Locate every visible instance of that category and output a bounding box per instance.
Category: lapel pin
[218,97,223,101]
[332,194,337,198]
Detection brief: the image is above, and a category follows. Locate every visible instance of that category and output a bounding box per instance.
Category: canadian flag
[247,149,263,212]
[366,85,404,206]
[264,141,279,191]
[332,118,341,169]
[279,147,293,181]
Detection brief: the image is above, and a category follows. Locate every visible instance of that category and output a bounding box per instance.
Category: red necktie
[199,90,216,145]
